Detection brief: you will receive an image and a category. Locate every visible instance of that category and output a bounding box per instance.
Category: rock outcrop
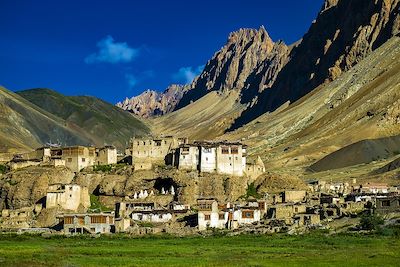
[116,84,190,118]
[176,26,290,110]
[0,166,74,210]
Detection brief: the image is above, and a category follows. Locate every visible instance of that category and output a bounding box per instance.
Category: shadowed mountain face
[309,135,400,172]
[7,88,150,151]
[232,0,400,129]
[0,87,90,152]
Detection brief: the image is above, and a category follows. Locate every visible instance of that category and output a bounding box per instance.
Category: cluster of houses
[1,136,265,180]
[1,136,400,235]
[127,136,266,180]
[1,178,399,234]
[3,145,117,172]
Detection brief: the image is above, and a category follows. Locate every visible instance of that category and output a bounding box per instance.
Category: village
[0,136,399,235]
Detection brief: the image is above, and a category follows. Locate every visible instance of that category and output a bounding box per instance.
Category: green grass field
[0,233,399,267]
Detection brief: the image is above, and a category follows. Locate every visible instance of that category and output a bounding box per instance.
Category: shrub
[0,164,7,174]
[359,213,384,230]
[245,182,261,199]
[93,165,112,172]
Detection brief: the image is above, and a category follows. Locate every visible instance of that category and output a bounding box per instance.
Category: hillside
[150,0,400,141]
[17,88,150,149]
[0,86,91,153]
[233,0,400,128]
[224,35,400,181]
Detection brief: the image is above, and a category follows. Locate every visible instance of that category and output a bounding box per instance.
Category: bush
[93,165,112,172]
[359,213,384,230]
[89,194,112,212]
[0,164,7,174]
[245,183,261,199]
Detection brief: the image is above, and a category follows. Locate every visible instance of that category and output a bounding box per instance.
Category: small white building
[197,198,266,231]
[176,141,247,177]
[61,146,96,172]
[46,184,90,212]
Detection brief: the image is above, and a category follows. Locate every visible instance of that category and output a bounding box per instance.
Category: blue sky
[0,0,323,104]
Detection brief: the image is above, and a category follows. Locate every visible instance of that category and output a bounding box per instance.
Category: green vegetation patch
[0,164,7,174]
[0,233,399,266]
[89,194,113,213]
[93,165,112,172]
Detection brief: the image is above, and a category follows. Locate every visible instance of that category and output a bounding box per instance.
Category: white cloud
[172,65,204,84]
[125,74,138,89]
[85,35,138,64]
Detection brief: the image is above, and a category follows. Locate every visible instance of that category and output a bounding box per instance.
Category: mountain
[116,84,190,118]
[117,26,290,119]
[232,0,400,128]
[224,34,400,175]
[175,26,290,110]
[12,88,150,150]
[0,86,91,153]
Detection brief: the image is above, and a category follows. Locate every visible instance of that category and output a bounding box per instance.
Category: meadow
[0,233,399,267]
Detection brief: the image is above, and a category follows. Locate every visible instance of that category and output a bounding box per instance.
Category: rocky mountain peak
[174,26,288,110]
[116,84,191,118]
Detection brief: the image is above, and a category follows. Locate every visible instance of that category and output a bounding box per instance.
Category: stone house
[197,198,266,231]
[96,146,117,165]
[293,213,320,227]
[114,201,189,231]
[245,156,266,181]
[129,136,185,164]
[282,190,307,203]
[46,184,90,212]
[61,146,96,172]
[60,212,114,234]
[0,205,42,229]
[176,141,247,177]
[266,203,307,224]
[376,196,400,214]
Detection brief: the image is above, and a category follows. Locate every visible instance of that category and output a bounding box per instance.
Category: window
[64,217,74,224]
[203,148,211,153]
[381,200,391,207]
[231,146,239,154]
[221,146,229,154]
[204,214,211,221]
[91,216,106,224]
[206,157,208,161]
[242,211,254,219]
[229,157,231,160]
[144,142,146,145]
[82,158,86,162]
[295,207,298,213]
[67,158,72,162]
[159,215,163,219]
[219,214,224,220]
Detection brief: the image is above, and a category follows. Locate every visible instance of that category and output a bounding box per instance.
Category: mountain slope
[17,88,150,149]
[309,135,400,172]
[233,0,400,128]
[0,86,91,153]
[224,35,400,175]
